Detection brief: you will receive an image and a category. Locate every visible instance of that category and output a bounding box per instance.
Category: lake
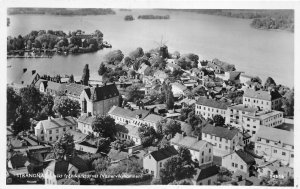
[7,9,294,87]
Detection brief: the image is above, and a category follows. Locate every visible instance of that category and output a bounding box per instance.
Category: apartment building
[243,89,282,111]
[195,96,231,119]
[254,126,294,168]
[242,110,284,139]
[226,104,257,128]
[201,124,244,157]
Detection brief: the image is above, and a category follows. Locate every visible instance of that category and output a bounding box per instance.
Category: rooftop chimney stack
[23,68,27,73]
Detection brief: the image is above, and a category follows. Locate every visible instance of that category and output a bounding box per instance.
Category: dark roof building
[83,84,119,102]
[149,146,178,162]
[196,96,231,110]
[235,149,256,165]
[202,124,240,140]
[193,165,219,182]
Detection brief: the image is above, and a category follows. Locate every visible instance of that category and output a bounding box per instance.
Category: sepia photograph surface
[5,1,296,186]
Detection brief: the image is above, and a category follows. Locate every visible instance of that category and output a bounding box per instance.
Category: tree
[111,139,134,151]
[91,115,116,139]
[179,106,193,121]
[126,84,144,102]
[172,51,180,59]
[282,88,294,116]
[251,76,262,84]
[96,137,111,153]
[68,74,74,83]
[138,124,157,147]
[165,87,175,110]
[104,50,124,65]
[157,119,182,137]
[7,87,21,125]
[12,105,31,135]
[19,86,42,118]
[92,157,110,172]
[129,47,144,60]
[160,156,196,184]
[264,77,276,89]
[82,64,90,86]
[36,94,55,120]
[53,96,81,118]
[178,147,193,164]
[158,137,171,149]
[213,114,225,126]
[98,62,107,76]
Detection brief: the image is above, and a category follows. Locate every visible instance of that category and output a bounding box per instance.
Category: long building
[195,97,231,119]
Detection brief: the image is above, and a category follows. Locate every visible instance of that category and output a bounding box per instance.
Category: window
[49,130,52,134]
[208,179,211,185]
[210,135,212,139]
[201,159,204,163]
[247,118,250,121]
[202,151,204,156]
[219,144,222,148]
[219,137,222,142]
[225,139,228,143]
[56,129,59,133]
[70,127,73,130]
[160,162,162,167]
[225,146,228,150]
[209,156,211,161]
[56,136,59,140]
[205,134,207,138]
[41,136,44,141]
[149,156,151,159]
[209,148,211,153]
[63,128,66,132]
[266,140,269,143]
[49,137,52,141]
[252,131,256,135]
[235,163,238,168]
[291,154,294,158]
[232,163,234,167]
[253,126,256,129]
[151,171,154,175]
[282,152,286,156]
[240,165,243,170]
[41,130,44,134]
[274,150,277,153]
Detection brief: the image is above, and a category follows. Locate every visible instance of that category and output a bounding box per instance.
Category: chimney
[32,70,36,75]
[96,84,99,88]
[23,68,27,73]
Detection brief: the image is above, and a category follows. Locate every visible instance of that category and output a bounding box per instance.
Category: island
[138,15,170,19]
[124,15,134,21]
[7,29,112,58]
[7,8,116,16]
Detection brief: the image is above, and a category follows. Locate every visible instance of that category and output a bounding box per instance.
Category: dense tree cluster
[91,115,117,139]
[138,124,157,147]
[157,119,182,138]
[52,95,81,118]
[111,138,135,151]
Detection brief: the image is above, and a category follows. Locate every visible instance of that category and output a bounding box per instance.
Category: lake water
[7,9,294,87]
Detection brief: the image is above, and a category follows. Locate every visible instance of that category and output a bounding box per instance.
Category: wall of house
[75,143,98,154]
[195,104,227,120]
[255,139,294,168]
[222,153,248,173]
[198,143,213,166]
[197,175,218,185]
[243,97,282,111]
[42,126,75,143]
[143,154,159,178]
[116,132,141,145]
[44,169,57,185]
[91,96,119,116]
[240,76,252,85]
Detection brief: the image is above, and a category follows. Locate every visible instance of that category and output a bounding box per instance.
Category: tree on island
[213,114,225,126]
[68,74,74,83]
[264,77,276,89]
[98,62,107,76]
[124,15,134,21]
[91,115,116,139]
[52,96,81,118]
[81,64,90,86]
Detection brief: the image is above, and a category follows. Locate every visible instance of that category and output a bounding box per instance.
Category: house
[201,124,244,157]
[13,69,40,87]
[77,113,98,136]
[170,133,213,166]
[225,104,258,128]
[191,68,208,79]
[195,96,231,119]
[243,89,282,111]
[257,160,294,179]
[192,165,219,185]
[170,82,189,97]
[166,62,181,72]
[215,71,241,84]
[231,170,261,186]
[153,70,168,83]
[39,81,63,96]
[198,60,209,69]
[75,139,98,154]
[143,146,178,178]
[254,126,294,168]
[222,149,256,174]
[208,59,236,74]
[34,116,77,143]
[115,123,142,145]
[208,61,223,74]
[65,129,88,143]
[137,63,150,75]
[44,157,88,185]
[242,110,284,139]
[80,84,119,116]
[240,73,255,85]
[143,114,164,130]
[61,83,88,102]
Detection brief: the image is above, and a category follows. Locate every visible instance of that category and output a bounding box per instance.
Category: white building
[201,124,244,157]
[254,126,294,168]
[35,116,77,143]
[243,89,282,111]
[242,110,284,139]
[226,104,258,128]
[195,97,231,119]
[170,133,213,166]
[143,146,178,178]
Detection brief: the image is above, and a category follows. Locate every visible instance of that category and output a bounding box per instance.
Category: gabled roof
[194,165,219,181]
[228,71,242,81]
[143,114,163,123]
[46,81,63,92]
[149,146,178,162]
[228,104,258,113]
[61,83,87,97]
[69,156,89,172]
[35,116,77,130]
[108,149,129,161]
[15,71,40,86]
[243,89,282,101]
[196,96,231,110]
[54,160,70,176]
[255,126,293,146]
[108,106,150,120]
[138,63,150,74]
[65,129,88,142]
[202,124,239,140]
[77,114,95,124]
[170,133,207,152]
[9,152,29,168]
[171,82,187,91]
[84,84,119,102]
[235,149,256,165]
